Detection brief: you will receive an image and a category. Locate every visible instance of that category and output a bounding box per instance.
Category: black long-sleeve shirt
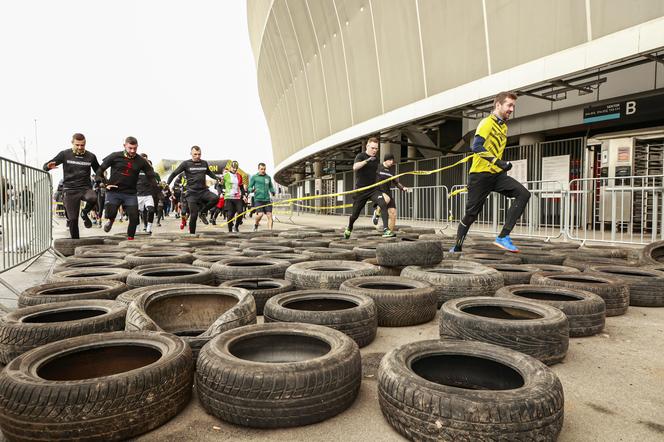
[95,151,158,195]
[166,159,218,192]
[377,164,405,194]
[43,149,100,191]
[136,170,160,196]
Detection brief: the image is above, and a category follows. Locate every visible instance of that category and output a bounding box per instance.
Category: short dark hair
[367,136,379,145]
[191,145,201,152]
[72,133,85,142]
[125,136,138,145]
[140,153,148,159]
[493,91,518,106]
[258,162,266,168]
[383,153,395,162]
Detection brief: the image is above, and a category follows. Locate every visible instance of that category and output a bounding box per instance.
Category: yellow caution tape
[292,202,353,210]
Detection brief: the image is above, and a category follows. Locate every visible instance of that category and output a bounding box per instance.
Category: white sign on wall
[508,159,528,184]
[541,155,570,196]
[337,180,344,201]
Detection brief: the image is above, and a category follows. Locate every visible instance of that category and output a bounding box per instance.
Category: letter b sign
[625,101,636,115]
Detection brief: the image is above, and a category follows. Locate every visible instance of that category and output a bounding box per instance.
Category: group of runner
[44,136,277,240]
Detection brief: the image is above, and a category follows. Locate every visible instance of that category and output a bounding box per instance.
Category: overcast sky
[0,1,272,180]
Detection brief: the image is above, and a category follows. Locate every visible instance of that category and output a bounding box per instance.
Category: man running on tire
[451,91,530,253]
[136,154,159,234]
[166,145,220,234]
[344,137,394,239]
[95,136,159,240]
[249,162,276,231]
[43,133,100,239]
[222,161,246,232]
[371,153,409,232]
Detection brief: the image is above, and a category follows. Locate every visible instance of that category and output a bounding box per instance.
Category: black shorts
[253,200,272,213]
[105,191,138,208]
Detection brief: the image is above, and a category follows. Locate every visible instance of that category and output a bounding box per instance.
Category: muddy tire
[362,258,403,276]
[126,264,214,288]
[18,280,128,308]
[0,331,193,441]
[220,278,295,315]
[377,340,564,441]
[125,250,194,266]
[585,265,664,307]
[339,276,437,326]
[242,245,294,257]
[495,284,606,337]
[285,260,381,289]
[210,257,290,284]
[0,300,126,363]
[532,272,629,316]
[53,237,104,257]
[53,257,130,273]
[258,253,310,264]
[299,247,356,261]
[263,290,377,347]
[126,285,256,359]
[518,250,565,265]
[529,264,580,279]
[484,264,541,286]
[439,296,569,365]
[196,323,361,428]
[289,239,331,248]
[375,241,444,267]
[278,230,323,239]
[562,255,638,271]
[460,253,522,265]
[401,262,504,307]
[640,240,664,266]
[48,267,131,283]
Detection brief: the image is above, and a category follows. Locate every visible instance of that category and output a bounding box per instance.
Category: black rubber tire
[53,237,104,257]
[78,251,129,260]
[116,285,174,306]
[495,284,606,337]
[377,339,564,441]
[278,230,323,239]
[299,247,356,261]
[54,257,130,273]
[517,250,566,265]
[460,253,522,265]
[401,262,504,307]
[258,253,310,264]
[192,251,244,262]
[562,255,638,271]
[125,264,215,288]
[196,323,361,428]
[263,290,377,347]
[210,257,290,284]
[484,264,542,286]
[439,296,569,365]
[329,239,366,250]
[125,250,194,266]
[18,280,128,308]
[361,258,403,276]
[339,276,437,326]
[125,285,256,359]
[48,267,131,283]
[289,238,332,248]
[0,300,127,363]
[578,244,632,258]
[219,278,295,315]
[117,240,147,249]
[241,245,294,257]
[532,272,629,316]
[245,237,293,246]
[640,240,664,266]
[192,259,215,268]
[0,331,193,441]
[375,241,444,267]
[585,265,664,307]
[352,244,379,260]
[528,264,580,279]
[73,245,125,256]
[285,260,381,289]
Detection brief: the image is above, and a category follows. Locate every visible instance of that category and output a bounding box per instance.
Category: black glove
[367,156,377,162]
[496,159,512,172]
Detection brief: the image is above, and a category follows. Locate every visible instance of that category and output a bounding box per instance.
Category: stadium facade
[248,0,664,197]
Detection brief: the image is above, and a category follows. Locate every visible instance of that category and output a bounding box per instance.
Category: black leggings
[186,191,218,234]
[105,204,139,238]
[456,172,531,245]
[224,199,244,231]
[348,191,388,231]
[63,189,97,239]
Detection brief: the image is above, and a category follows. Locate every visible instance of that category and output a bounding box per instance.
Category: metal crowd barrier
[391,185,450,229]
[271,193,294,223]
[1,157,54,300]
[566,175,664,245]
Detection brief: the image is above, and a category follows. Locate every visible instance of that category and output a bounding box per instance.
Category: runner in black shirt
[166,145,220,234]
[343,137,393,238]
[43,133,100,239]
[136,154,159,234]
[95,136,158,239]
[371,153,409,231]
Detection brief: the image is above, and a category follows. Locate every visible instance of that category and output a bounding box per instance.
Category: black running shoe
[199,212,209,225]
[103,220,113,233]
[81,211,92,228]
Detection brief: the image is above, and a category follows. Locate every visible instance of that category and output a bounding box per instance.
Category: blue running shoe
[493,235,519,253]
[449,246,461,253]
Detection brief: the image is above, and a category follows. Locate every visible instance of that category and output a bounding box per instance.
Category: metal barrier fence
[566,175,664,244]
[1,157,54,298]
[271,193,294,223]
